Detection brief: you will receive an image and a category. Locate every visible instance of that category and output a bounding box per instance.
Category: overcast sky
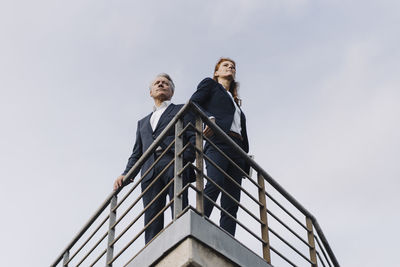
[1,0,399,266]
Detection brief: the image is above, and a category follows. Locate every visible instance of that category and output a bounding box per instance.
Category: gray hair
[149,73,175,92]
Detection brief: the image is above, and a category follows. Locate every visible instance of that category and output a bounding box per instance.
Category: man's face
[150,76,174,101]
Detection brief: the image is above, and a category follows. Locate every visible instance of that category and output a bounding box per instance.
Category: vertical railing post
[257,172,271,264]
[306,217,318,267]
[174,118,184,219]
[195,115,204,215]
[106,195,117,266]
[62,250,69,266]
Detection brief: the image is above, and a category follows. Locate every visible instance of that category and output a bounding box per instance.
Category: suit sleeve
[182,112,196,163]
[181,110,197,183]
[189,77,215,117]
[122,121,143,178]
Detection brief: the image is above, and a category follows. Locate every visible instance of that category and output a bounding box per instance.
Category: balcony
[51,101,339,267]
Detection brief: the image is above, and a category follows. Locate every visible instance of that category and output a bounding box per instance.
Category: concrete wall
[155,237,237,267]
[126,210,271,267]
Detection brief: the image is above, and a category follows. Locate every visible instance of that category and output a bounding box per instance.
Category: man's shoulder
[138,113,152,124]
[170,103,184,113]
[173,103,184,109]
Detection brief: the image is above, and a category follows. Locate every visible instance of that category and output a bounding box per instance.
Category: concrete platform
[126,209,271,267]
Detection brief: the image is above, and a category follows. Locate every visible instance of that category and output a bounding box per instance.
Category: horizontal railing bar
[51,102,194,267]
[51,193,115,266]
[66,214,109,264]
[176,178,191,198]
[99,198,175,267]
[203,194,266,245]
[176,142,192,158]
[124,219,175,267]
[113,140,175,213]
[191,149,263,208]
[120,102,193,189]
[89,247,106,267]
[111,177,140,214]
[187,181,311,265]
[111,158,175,231]
[269,227,313,265]
[177,122,194,138]
[188,183,200,193]
[270,245,298,267]
[200,169,265,226]
[183,205,198,216]
[265,191,308,231]
[110,199,174,265]
[202,152,264,207]
[267,209,310,248]
[176,204,191,219]
[176,161,192,177]
[189,102,339,266]
[190,102,340,266]
[189,103,309,214]
[189,125,257,186]
[110,172,175,247]
[202,135,262,189]
[311,218,339,266]
[317,251,327,267]
[197,137,250,187]
[53,101,339,267]
[315,234,332,267]
[75,231,107,267]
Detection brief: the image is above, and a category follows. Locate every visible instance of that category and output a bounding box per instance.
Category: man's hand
[114,175,125,190]
[203,117,215,138]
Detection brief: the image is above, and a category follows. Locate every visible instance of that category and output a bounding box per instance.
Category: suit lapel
[240,109,246,127]
[143,113,153,135]
[216,82,226,93]
[217,83,235,109]
[153,103,175,133]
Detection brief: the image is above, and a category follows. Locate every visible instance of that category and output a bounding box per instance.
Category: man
[114,73,195,244]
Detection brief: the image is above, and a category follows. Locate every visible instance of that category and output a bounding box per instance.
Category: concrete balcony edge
[126,209,271,267]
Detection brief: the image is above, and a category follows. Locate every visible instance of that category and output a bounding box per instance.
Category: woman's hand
[203,117,215,138]
[113,175,125,190]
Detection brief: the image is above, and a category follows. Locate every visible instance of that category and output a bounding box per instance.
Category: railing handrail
[187,102,339,266]
[52,100,339,267]
[51,102,193,266]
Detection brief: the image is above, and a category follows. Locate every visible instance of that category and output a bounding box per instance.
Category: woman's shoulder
[198,77,218,88]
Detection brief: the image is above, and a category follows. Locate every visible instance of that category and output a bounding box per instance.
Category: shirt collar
[153,100,171,112]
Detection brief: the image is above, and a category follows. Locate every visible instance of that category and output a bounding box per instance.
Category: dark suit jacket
[190,77,249,154]
[123,103,195,183]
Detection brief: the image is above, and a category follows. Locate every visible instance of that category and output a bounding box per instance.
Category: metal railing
[51,101,339,267]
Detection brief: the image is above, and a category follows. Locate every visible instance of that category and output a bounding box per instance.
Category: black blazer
[123,103,195,183]
[190,77,249,153]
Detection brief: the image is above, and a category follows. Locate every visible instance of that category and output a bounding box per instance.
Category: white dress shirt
[226,91,242,134]
[150,100,171,131]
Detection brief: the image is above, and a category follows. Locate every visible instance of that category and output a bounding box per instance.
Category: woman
[190,58,249,236]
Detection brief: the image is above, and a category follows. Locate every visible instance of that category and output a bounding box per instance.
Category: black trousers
[141,155,188,244]
[203,137,246,236]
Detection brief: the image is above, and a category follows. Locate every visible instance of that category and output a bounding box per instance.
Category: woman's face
[215,60,236,80]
